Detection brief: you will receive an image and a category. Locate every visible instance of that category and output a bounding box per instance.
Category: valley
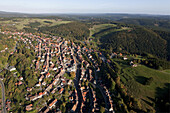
[0,15,169,113]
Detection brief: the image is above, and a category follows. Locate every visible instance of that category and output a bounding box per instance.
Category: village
[0,30,138,113]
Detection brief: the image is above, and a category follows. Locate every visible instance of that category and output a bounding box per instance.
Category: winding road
[0,79,7,113]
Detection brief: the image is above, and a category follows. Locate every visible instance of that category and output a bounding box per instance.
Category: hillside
[154,30,170,60]
[39,22,90,40]
[113,57,170,112]
[91,25,168,60]
[0,33,15,69]
[118,18,170,31]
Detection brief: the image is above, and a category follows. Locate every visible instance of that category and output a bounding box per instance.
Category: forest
[39,22,90,40]
[96,26,168,60]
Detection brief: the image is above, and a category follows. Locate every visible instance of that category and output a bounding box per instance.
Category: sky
[0,0,170,15]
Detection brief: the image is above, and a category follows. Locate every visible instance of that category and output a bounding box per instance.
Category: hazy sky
[0,0,170,15]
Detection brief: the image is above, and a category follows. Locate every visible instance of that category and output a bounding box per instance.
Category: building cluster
[0,30,116,113]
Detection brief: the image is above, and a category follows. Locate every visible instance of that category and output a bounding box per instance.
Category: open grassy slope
[15,18,71,30]
[89,24,117,36]
[114,58,170,111]
[88,23,131,49]
[0,18,72,30]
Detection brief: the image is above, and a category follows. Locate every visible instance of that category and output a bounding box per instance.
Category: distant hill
[0,11,46,17]
[0,11,170,19]
[118,18,170,31]
[0,11,30,17]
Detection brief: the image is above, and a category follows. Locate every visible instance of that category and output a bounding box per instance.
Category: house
[110,53,117,58]
[89,69,92,76]
[130,61,134,65]
[42,81,46,86]
[9,66,16,72]
[35,81,41,87]
[46,84,53,91]
[51,88,57,94]
[30,95,38,101]
[36,61,39,69]
[59,88,64,94]
[41,59,45,62]
[37,92,46,98]
[39,75,44,82]
[6,100,11,111]
[53,67,58,71]
[52,79,58,85]
[96,67,100,72]
[27,87,32,92]
[46,72,51,78]
[18,81,23,85]
[62,80,66,84]
[44,108,50,113]
[132,64,138,67]
[41,71,46,75]
[123,57,128,60]
[68,79,72,85]
[25,104,33,111]
[19,76,23,80]
[71,102,78,112]
[94,80,96,84]
[69,96,74,101]
[49,99,58,109]
[82,91,87,102]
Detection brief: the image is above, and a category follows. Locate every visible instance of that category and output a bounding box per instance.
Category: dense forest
[39,22,90,40]
[0,33,15,69]
[96,26,168,60]
[119,18,170,31]
[154,30,170,60]
[0,33,15,51]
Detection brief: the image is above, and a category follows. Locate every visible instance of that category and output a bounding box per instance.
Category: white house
[9,66,16,72]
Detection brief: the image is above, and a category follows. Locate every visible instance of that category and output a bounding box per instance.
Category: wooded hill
[118,18,170,31]
[39,22,90,40]
[93,25,168,61]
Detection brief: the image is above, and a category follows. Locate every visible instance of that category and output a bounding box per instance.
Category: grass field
[89,24,131,38]
[0,18,72,30]
[87,24,132,49]
[115,58,170,111]
[162,69,170,74]
[90,24,117,36]
[15,18,72,30]
[88,24,117,48]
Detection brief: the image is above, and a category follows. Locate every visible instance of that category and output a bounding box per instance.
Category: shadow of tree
[135,76,147,85]
[155,83,170,112]
[147,96,155,102]
[141,98,153,106]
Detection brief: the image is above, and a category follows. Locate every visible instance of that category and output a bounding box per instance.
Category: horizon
[0,0,170,15]
[0,10,170,16]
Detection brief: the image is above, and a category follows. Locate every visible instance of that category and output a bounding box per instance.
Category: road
[74,64,83,113]
[94,68,110,112]
[88,87,94,113]
[72,50,83,112]
[0,80,7,113]
[96,84,110,112]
